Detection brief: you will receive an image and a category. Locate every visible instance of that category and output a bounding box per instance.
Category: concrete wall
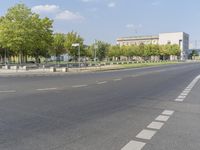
[117,32,190,60]
[159,32,189,60]
[117,36,159,46]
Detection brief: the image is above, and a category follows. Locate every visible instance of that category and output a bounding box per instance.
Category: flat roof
[159,32,189,36]
[117,35,159,41]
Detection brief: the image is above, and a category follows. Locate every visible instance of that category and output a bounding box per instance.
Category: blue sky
[0,0,200,47]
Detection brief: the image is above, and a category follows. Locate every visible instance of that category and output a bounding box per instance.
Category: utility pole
[94,40,98,66]
[72,43,80,68]
[4,49,7,65]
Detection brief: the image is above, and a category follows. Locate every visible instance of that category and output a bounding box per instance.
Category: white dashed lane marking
[72,85,88,88]
[175,85,193,102]
[182,91,190,94]
[121,74,200,150]
[136,129,157,140]
[162,110,174,116]
[97,81,107,84]
[121,140,146,150]
[113,78,122,81]
[36,88,58,91]
[182,91,190,93]
[174,75,200,102]
[178,95,186,99]
[184,89,191,91]
[175,98,184,102]
[147,121,164,130]
[180,93,188,96]
[155,115,170,122]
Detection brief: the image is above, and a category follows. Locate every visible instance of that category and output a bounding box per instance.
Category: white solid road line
[136,129,157,140]
[36,88,57,91]
[155,115,170,122]
[0,90,16,93]
[72,85,88,88]
[97,81,107,84]
[162,110,174,116]
[121,140,146,150]
[147,121,164,130]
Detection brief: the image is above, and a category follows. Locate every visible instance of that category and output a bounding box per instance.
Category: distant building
[117,32,189,60]
[117,35,159,46]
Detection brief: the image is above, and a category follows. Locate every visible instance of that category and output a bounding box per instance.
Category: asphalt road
[0,63,200,150]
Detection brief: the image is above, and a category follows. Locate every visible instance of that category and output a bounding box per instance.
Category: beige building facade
[117,35,159,46]
[117,32,189,60]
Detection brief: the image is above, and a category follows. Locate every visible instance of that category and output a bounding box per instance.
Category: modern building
[117,32,189,60]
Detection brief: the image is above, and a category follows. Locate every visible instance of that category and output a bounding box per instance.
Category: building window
[179,40,182,46]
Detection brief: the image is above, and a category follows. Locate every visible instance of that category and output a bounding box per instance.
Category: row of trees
[0,3,181,64]
[108,44,180,61]
[0,3,87,63]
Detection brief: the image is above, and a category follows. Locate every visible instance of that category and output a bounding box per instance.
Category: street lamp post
[72,43,80,68]
[94,44,98,66]
[4,49,7,65]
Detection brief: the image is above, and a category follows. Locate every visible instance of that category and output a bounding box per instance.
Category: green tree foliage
[0,4,33,62]
[64,31,84,60]
[50,33,66,57]
[108,44,180,60]
[191,50,199,56]
[29,15,53,63]
[108,45,121,58]
[84,45,93,59]
[94,41,110,61]
[86,45,97,59]
[0,3,53,63]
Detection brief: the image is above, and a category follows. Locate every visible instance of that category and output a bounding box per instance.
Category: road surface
[0,63,200,150]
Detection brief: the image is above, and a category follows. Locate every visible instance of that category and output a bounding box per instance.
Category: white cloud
[108,2,116,8]
[32,5,60,13]
[32,4,85,22]
[55,10,84,21]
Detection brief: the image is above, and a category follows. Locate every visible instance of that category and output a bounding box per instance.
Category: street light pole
[4,49,7,65]
[72,43,80,68]
[94,44,98,66]
[78,45,80,68]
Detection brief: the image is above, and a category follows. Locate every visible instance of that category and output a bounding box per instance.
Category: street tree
[29,15,53,63]
[64,31,84,60]
[50,33,66,60]
[0,4,34,63]
[0,3,53,63]
[108,45,121,60]
[94,40,110,61]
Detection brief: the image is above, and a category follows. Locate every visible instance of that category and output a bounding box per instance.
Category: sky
[0,0,200,47]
